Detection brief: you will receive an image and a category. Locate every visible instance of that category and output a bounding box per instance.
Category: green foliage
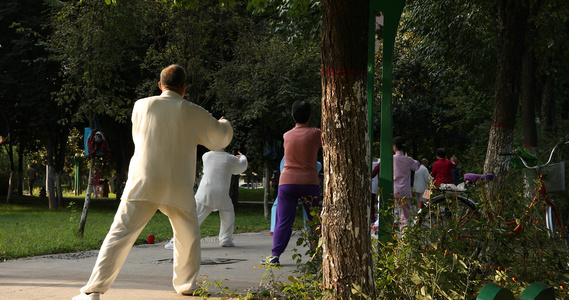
[193,275,239,299]
[248,0,321,45]
[375,180,569,298]
[210,23,321,170]
[263,181,569,299]
[373,1,496,163]
[390,0,569,166]
[49,0,144,124]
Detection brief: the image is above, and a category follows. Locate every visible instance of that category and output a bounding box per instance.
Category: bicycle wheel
[544,199,568,245]
[417,193,478,230]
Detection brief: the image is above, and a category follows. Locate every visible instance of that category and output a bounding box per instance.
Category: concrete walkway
[0,230,304,299]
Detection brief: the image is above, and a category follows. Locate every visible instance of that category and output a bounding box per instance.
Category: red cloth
[87,130,111,161]
[372,162,380,178]
[431,158,455,187]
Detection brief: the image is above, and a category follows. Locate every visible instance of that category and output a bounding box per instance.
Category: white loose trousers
[80,200,200,295]
[196,203,234,244]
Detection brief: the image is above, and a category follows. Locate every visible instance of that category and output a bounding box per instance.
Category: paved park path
[0,230,303,299]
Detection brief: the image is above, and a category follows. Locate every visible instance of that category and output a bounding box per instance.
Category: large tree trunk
[521,47,538,155]
[321,1,374,299]
[484,0,528,185]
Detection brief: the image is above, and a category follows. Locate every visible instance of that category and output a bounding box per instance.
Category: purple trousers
[272,184,321,257]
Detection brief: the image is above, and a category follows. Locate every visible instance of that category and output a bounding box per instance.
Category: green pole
[368,0,405,240]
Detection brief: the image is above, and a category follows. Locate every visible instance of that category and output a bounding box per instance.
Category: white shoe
[164,238,174,250]
[220,240,235,247]
[73,292,100,300]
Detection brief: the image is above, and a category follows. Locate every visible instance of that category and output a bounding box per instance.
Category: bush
[269,182,569,299]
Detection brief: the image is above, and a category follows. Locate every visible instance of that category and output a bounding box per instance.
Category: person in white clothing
[73,65,233,300]
[413,158,430,214]
[166,150,247,248]
[193,150,248,247]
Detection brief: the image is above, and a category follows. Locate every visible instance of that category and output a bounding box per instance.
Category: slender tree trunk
[55,129,67,207]
[541,75,556,135]
[521,47,538,155]
[321,1,374,298]
[78,157,96,236]
[56,172,63,207]
[17,146,23,196]
[46,137,57,209]
[263,164,270,220]
[6,144,14,204]
[484,0,528,186]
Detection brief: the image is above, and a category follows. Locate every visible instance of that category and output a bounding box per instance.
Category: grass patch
[0,193,271,261]
[237,187,277,202]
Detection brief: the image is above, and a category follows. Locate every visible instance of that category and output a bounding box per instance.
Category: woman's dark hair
[393,136,406,151]
[291,101,312,124]
[436,148,446,158]
[160,64,187,88]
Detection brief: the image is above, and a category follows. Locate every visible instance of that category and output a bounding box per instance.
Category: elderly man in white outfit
[413,158,431,214]
[196,150,248,247]
[73,65,233,300]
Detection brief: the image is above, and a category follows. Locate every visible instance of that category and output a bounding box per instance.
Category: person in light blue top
[269,157,322,234]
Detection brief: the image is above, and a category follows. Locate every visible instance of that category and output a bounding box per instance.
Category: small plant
[193,275,239,299]
[67,201,77,222]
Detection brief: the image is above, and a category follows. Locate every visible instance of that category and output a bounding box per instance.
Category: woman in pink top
[262,101,322,265]
[392,136,420,229]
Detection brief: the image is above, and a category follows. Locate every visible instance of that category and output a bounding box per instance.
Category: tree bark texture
[321,1,374,299]
[521,47,538,154]
[78,157,96,236]
[484,0,528,185]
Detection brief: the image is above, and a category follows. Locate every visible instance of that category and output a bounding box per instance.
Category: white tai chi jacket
[121,90,233,212]
[195,151,248,211]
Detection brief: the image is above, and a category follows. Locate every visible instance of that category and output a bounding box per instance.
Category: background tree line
[3,0,566,205]
[0,0,322,207]
[1,0,569,298]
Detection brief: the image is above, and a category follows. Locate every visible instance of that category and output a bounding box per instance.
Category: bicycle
[498,140,568,237]
[415,139,568,240]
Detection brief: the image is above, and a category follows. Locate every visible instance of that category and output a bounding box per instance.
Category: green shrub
[270,182,569,299]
